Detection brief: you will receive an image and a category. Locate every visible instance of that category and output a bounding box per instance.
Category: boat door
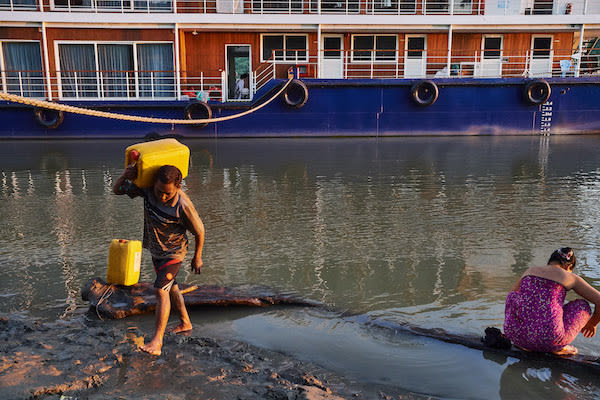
[477,35,503,78]
[529,36,553,77]
[225,44,252,101]
[320,35,344,79]
[404,35,426,78]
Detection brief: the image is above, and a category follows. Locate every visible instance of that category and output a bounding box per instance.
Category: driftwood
[81,277,600,372]
[356,315,600,374]
[81,277,321,320]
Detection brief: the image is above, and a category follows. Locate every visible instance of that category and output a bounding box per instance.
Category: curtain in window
[59,44,97,98]
[2,42,44,97]
[136,44,174,98]
[98,44,133,98]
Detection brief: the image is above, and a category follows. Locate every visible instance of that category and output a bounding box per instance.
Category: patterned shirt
[122,181,203,260]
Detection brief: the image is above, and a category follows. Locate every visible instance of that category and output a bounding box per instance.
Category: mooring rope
[95,284,114,321]
[0,78,293,125]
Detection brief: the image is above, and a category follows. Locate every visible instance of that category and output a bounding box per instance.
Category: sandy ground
[0,314,418,400]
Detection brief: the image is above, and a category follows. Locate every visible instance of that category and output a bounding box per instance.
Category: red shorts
[152,258,182,291]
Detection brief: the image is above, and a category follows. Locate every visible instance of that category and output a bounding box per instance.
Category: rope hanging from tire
[0,77,294,125]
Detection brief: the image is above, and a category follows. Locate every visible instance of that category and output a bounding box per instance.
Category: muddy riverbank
[0,314,419,399]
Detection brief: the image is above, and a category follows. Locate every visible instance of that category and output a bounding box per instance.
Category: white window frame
[260,34,309,63]
[481,34,503,59]
[0,40,45,98]
[351,34,398,63]
[54,40,175,100]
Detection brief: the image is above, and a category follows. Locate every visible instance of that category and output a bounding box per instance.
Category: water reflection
[498,358,600,400]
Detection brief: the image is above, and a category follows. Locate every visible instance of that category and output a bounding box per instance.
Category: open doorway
[226,45,251,101]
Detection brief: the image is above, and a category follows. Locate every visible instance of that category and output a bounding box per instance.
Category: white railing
[4,47,600,101]
[3,0,599,15]
[271,47,599,79]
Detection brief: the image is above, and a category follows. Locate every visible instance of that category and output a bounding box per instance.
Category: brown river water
[1,136,600,399]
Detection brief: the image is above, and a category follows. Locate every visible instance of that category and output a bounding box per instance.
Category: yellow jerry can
[125,138,190,188]
[107,239,142,286]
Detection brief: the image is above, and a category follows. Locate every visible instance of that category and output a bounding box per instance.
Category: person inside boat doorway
[504,247,600,355]
[235,73,249,100]
[113,164,205,356]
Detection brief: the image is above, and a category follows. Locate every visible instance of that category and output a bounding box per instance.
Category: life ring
[410,80,439,107]
[184,101,212,128]
[523,79,551,105]
[282,79,309,108]
[33,107,64,129]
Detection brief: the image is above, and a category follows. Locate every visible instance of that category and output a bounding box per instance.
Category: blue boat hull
[2,77,599,139]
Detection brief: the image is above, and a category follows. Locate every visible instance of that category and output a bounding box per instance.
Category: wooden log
[81,277,321,320]
[81,278,600,372]
[359,315,600,373]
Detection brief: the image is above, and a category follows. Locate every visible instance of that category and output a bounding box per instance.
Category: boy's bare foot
[553,345,578,356]
[140,341,162,356]
[169,323,193,334]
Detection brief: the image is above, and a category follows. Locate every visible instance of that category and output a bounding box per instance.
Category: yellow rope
[0,78,293,125]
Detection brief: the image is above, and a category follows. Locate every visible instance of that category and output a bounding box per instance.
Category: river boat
[1,1,600,138]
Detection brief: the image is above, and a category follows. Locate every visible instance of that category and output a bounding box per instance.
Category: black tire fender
[410,80,439,107]
[523,79,551,105]
[282,79,309,108]
[184,101,212,128]
[33,107,64,129]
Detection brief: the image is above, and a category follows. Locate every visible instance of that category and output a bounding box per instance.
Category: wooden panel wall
[182,31,318,79]
[0,27,41,41]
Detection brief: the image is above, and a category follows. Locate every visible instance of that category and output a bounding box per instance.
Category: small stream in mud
[1,137,600,399]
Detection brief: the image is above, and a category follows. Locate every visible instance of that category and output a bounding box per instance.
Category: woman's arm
[571,274,600,337]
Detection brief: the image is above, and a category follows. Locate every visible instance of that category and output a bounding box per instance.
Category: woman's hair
[548,247,576,271]
[154,165,182,188]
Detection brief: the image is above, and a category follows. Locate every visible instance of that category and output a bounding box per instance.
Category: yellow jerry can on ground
[125,138,190,188]
[107,239,142,286]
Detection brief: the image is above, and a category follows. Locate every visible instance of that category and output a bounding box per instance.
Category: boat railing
[3,46,599,101]
[263,47,598,80]
[2,0,596,15]
[253,60,277,93]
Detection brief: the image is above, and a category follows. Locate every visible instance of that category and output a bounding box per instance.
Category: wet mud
[0,314,420,400]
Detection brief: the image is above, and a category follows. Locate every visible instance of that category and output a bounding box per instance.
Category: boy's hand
[191,256,203,274]
[123,165,137,180]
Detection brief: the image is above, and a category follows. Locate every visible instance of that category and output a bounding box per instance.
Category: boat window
[2,0,38,9]
[483,37,502,59]
[263,36,284,61]
[323,37,341,59]
[533,37,552,58]
[352,35,397,62]
[1,41,44,98]
[58,44,98,98]
[54,0,93,9]
[261,35,307,62]
[407,37,425,59]
[286,36,307,61]
[376,36,396,61]
[353,36,374,61]
[252,0,302,12]
[57,42,175,99]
